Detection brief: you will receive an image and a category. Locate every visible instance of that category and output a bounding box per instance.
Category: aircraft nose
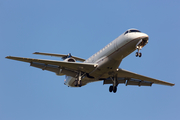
[139,32,149,41]
[129,32,149,42]
[140,32,148,38]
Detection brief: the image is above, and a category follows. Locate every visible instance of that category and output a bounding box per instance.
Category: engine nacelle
[63,57,76,62]
[56,57,77,76]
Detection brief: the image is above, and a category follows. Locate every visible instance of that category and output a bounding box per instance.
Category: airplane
[6,29,175,93]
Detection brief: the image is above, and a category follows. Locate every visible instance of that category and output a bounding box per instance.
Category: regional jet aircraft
[6,29,175,93]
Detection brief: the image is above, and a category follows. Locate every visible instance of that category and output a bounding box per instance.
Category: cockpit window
[124,31,129,35]
[129,30,141,33]
[124,29,141,35]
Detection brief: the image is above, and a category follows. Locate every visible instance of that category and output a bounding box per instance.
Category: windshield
[129,30,141,33]
[124,31,129,35]
[124,29,141,35]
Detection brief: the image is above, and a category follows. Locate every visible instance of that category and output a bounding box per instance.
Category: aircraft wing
[6,56,97,73]
[103,68,174,86]
[117,68,174,86]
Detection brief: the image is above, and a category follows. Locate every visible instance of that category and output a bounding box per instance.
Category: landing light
[94,64,98,67]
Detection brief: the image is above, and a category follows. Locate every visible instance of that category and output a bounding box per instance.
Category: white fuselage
[65,30,149,87]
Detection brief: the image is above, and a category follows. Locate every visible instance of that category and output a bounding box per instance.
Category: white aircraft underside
[6,29,174,93]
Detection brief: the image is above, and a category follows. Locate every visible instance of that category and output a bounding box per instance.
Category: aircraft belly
[66,76,101,87]
[89,58,121,78]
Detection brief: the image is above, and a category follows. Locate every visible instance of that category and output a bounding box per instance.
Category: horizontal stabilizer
[33,52,85,62]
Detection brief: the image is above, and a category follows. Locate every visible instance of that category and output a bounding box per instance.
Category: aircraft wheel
[139,53,142,57]
[78,80,82,87]
[113,86,117,93]
[109,86,113,92]
[136,52,139,57]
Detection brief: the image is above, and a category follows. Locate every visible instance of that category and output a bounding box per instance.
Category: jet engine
[56,54,77,77]
[63,57,76,62]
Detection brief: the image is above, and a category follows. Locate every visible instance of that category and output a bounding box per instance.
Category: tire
[78,80,82,87]
[113,86,117,93]
[139,53,142,57]
[136,52,139,57]
[109,86,113,92]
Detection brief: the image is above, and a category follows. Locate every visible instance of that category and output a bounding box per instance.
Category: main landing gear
[74,71,85,87]
[109,75,118,93]
[74,80,82,87]
[109,85,117,93]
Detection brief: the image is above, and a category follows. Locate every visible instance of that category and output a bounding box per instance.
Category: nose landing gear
[136,40,143,57]
[135,38,148,58]
[136,50,142,57]
[136,42,142,57]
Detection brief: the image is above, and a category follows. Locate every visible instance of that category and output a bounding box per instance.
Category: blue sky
[1,0,180,120]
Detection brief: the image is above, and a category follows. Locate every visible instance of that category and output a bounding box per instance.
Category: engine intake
[64,58,76,62]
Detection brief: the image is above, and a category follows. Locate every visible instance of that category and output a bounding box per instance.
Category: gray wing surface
[104,68,174,86]
[117,68,174,86]
[6,56,96,73]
